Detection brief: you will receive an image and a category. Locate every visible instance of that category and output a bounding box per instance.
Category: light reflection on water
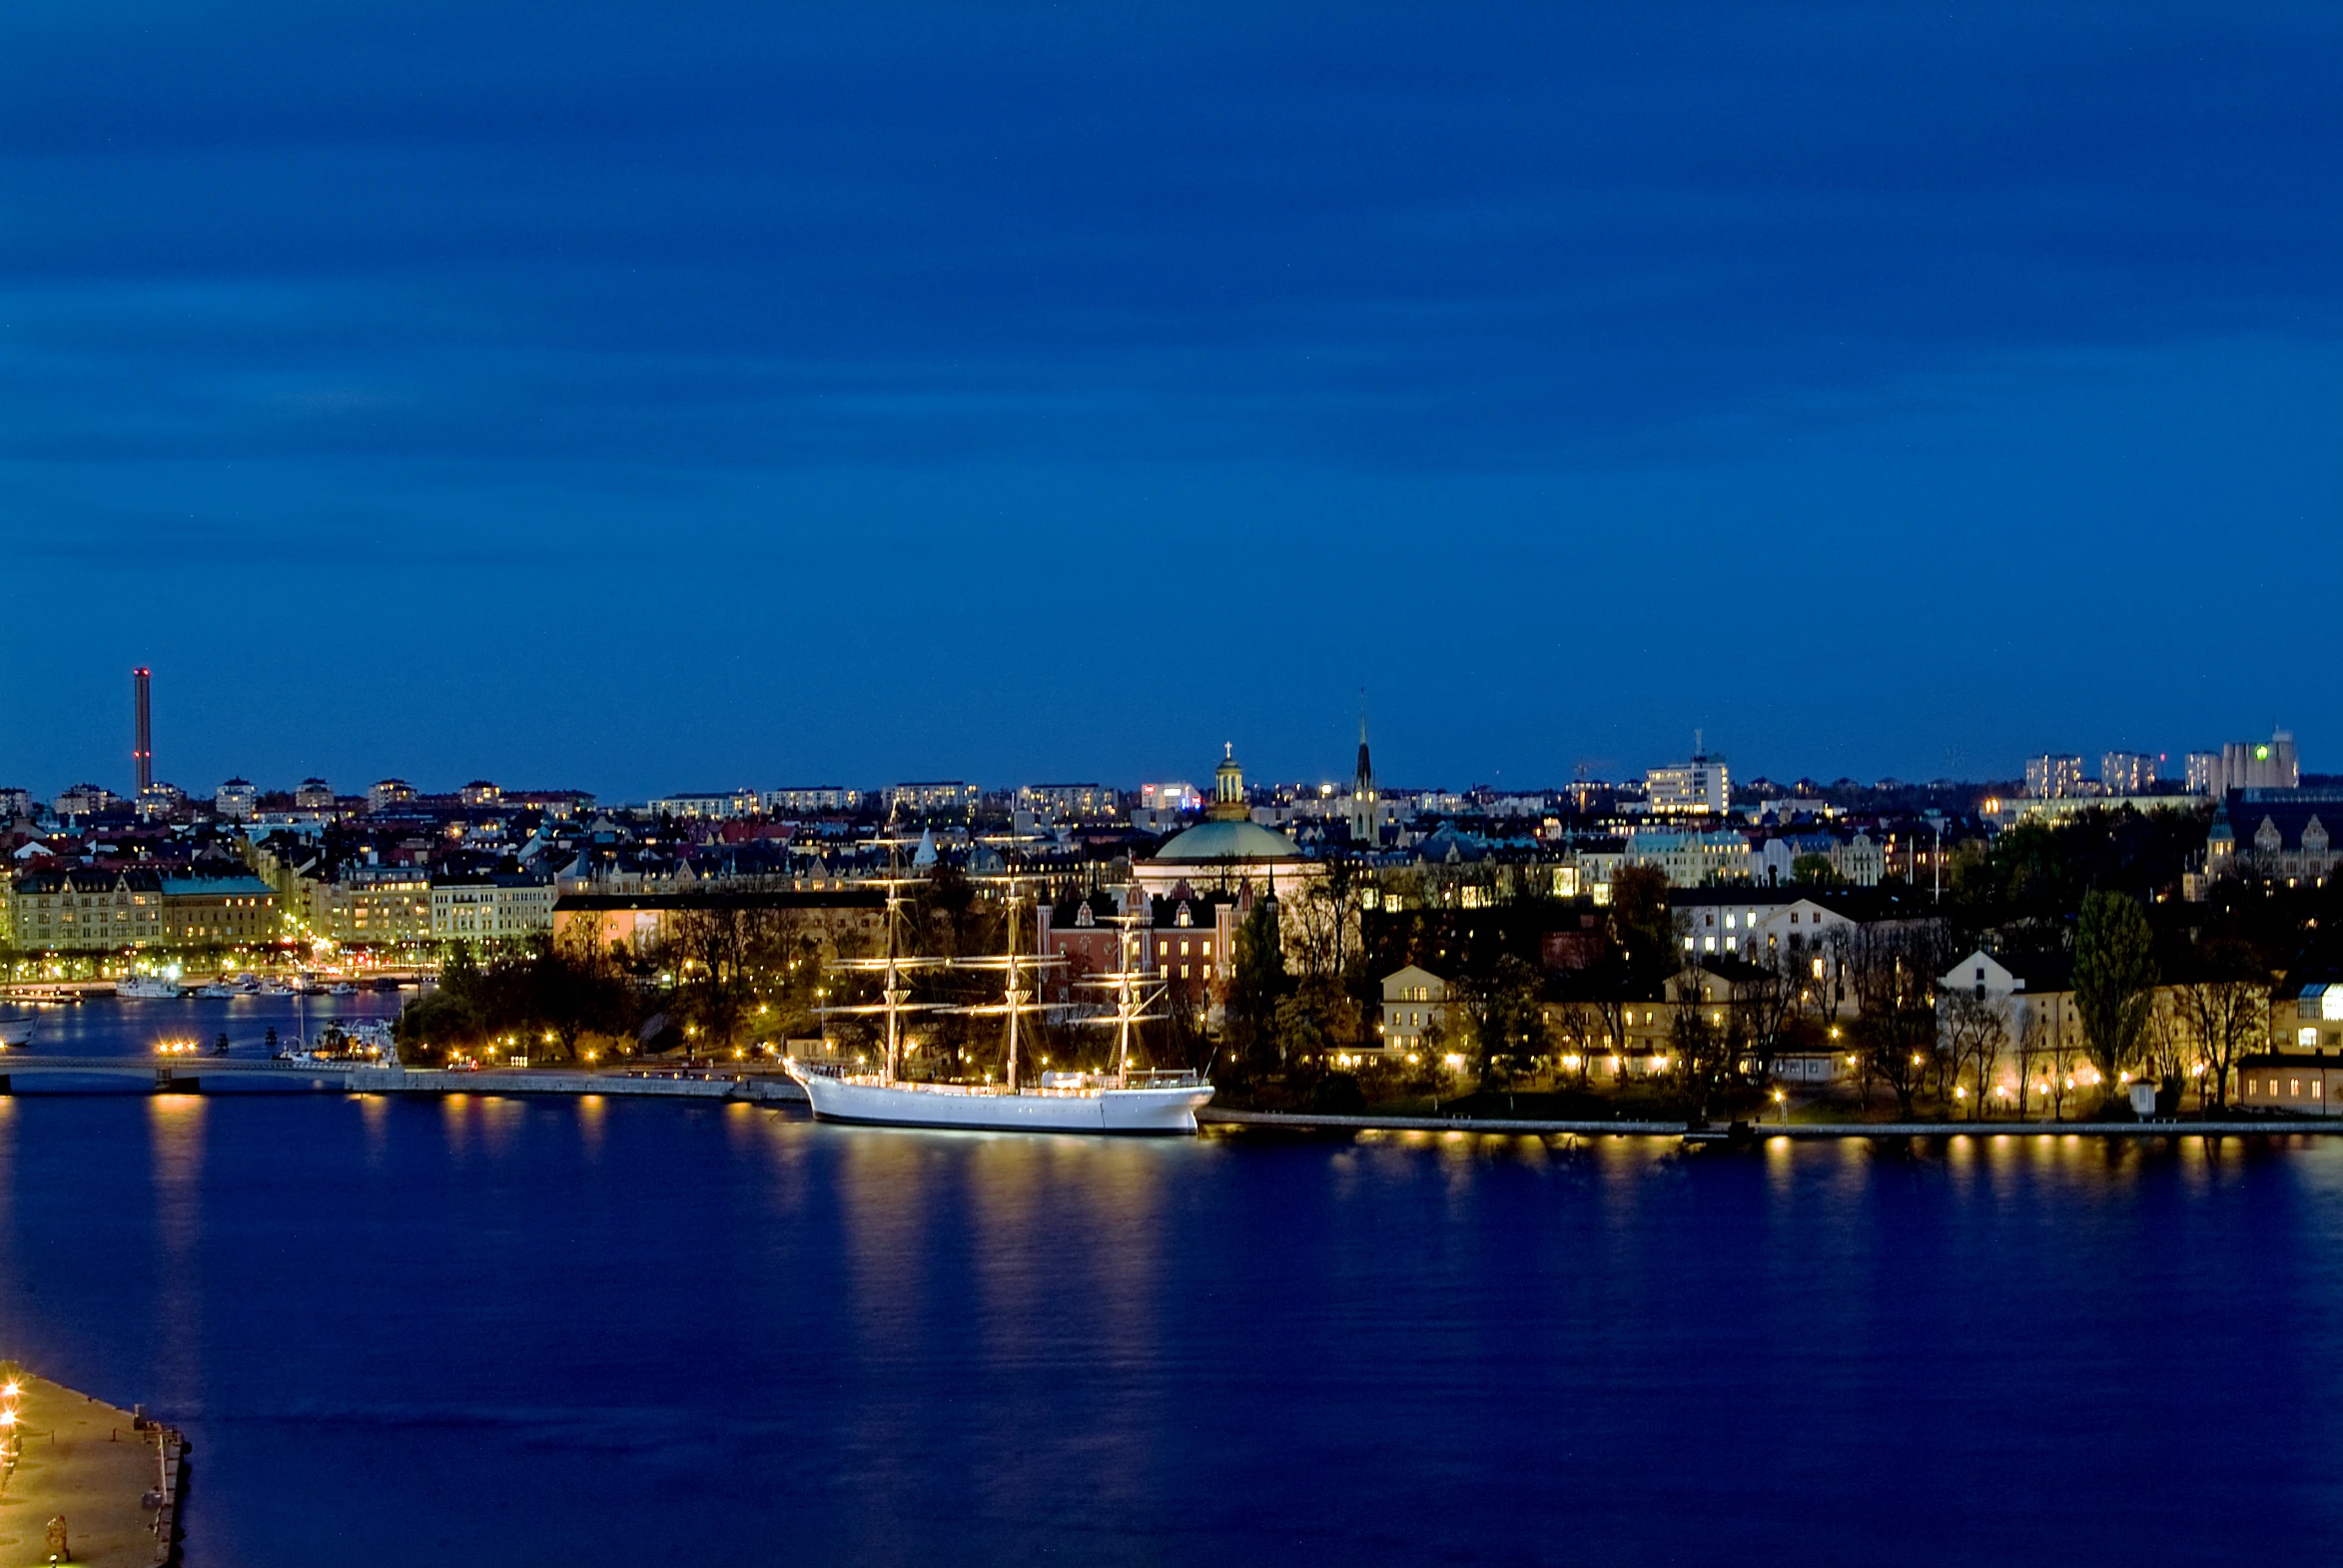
[0,1099,2331,1566]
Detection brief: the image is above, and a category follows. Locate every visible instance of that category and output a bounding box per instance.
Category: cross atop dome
[1211,746,1247,821]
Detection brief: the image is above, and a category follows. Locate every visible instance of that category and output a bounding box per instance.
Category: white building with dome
[1133,747,1325,907]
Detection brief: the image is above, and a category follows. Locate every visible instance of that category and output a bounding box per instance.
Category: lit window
[2303,1028,2320,1049]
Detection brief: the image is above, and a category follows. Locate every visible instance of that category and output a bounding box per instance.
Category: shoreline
[1200,1108,2341,1138]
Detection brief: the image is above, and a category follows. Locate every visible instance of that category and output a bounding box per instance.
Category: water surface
[0,1002,2333,1563]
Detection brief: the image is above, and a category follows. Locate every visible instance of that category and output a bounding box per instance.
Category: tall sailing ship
[786,879,1212,1136]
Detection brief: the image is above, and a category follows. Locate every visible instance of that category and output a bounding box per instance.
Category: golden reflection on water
[357,1093,390,1167]
[577,1095,606,1162]
[440,1093,471,1160]
[720,1099,757,1156]
[476,1095,523,1159]
[149,1095,206,1389]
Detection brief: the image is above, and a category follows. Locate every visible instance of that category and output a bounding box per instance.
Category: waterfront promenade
[1200,1107,2343,1138]
[0,1376,182,1567]
[0,1056,810,1104]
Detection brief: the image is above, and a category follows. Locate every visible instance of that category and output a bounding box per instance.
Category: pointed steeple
[1349,691,1378,845]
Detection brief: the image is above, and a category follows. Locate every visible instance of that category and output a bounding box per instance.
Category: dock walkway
[1200,1108,2343,1138]
[0,1376,182,1567]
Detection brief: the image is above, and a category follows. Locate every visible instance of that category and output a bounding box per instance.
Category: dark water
[15,991,405,1059]
[1,1000,2337,1564]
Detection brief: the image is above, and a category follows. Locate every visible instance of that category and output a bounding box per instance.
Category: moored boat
[792,1064,1211,1133]
[786,877,1211,1136]
[115,975,182,1000]
[0,1014,37,1048]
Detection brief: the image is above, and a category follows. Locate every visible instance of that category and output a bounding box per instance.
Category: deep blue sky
[4,2,2338,800]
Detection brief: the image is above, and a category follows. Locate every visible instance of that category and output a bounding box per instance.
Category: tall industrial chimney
[133,666,153,792]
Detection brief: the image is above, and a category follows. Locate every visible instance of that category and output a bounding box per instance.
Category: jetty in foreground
[0,1374,184,1566]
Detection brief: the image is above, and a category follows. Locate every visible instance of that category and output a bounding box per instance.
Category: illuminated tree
[2072,890,2156,1093]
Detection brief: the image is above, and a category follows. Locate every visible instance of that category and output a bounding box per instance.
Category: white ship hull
[789,1067,1211,1136]
[114,978,182,999]
[0,1016,35,1048]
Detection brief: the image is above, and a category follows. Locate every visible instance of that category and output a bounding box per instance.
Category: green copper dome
[1152,818,1302,863]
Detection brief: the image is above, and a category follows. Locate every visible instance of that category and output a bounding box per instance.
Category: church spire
[1349,690,1378,845]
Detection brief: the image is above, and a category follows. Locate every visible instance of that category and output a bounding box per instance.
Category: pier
[1200,1108,2343,1139]
[0,1375,184,1566]
[0,1056,807,1104]
[345,1066,806,1103]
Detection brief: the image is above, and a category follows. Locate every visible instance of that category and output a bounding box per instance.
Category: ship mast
[944,880,1063,1092]
[1076,883,1169,1088]
[821,874,945,1086]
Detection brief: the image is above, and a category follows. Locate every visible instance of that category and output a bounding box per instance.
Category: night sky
[4,2,2338,800]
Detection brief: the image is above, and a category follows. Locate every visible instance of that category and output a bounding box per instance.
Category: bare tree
[1851,924,1949,1119]
[1941,987,2008,1121]
[1549,1000,1599,1088]
[2172,962,2266,1112]
[2010,1007,2053,1122]
[2141,990,2192,1113]
[1285,873,1364,987]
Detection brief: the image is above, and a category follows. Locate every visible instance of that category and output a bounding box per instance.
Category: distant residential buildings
[1626,827,1751,885]
[765,786,859,814]
[1017,783,1118,821]
[294,778,336,809]
[6,870,278,952]
[51,783,118,818]
[649,788,764,821]
[157,874,279,945]
[368,778,417,813]
[213,779,259,820]
[1645,747,1729,815]
[7,869,161,950]
[2185,751,2222,796]
[429,873,555,942]
[2023,754,2086,800]
[887,780,979,814]
[300,865,433,946]
[2099,751,2156,795]
[137,783,187,822]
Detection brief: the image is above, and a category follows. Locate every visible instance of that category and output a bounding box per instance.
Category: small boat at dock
[115,975,182,1000]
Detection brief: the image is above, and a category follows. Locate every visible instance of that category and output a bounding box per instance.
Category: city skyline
[6,2,2340,796]
[9,663,2314,804]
